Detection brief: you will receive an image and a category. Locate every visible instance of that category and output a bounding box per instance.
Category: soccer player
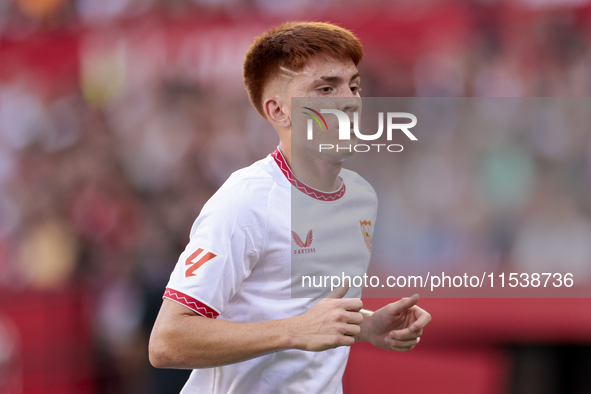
[149,21,431,393]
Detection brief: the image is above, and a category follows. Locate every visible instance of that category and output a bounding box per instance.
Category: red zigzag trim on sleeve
[163,288,219,319]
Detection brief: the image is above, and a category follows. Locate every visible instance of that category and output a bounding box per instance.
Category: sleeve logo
[185,247,218,277]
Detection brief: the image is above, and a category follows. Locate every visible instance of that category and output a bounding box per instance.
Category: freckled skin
[263,55,362,192]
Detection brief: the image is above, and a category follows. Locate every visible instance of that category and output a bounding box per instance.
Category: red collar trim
[271,148,346,202]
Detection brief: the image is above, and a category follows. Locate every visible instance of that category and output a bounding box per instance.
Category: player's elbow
[148,329,181,369]
[149,325,209,369]
[148,335,171,368]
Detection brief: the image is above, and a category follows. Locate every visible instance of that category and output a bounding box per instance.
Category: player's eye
[351,86,361,94]
[319,86,332,93]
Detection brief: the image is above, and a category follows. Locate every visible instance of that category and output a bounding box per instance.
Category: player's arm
[354,294,431,352]
[149,286,363,369]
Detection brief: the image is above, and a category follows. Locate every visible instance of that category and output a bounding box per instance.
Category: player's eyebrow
[316,72,361,84]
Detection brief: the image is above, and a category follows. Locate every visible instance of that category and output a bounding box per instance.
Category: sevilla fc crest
[360,220,372,253]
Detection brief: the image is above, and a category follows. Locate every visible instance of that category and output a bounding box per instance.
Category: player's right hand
[288,285,363,351]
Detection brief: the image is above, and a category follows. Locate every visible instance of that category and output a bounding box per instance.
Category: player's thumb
[386,294,420,315]
[327,284,350,299]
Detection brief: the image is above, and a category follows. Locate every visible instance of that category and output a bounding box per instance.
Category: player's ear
[264,96,290,129]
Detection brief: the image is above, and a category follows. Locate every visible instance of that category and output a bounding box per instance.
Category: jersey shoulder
[190,155,286,237]
[216,154,286,201]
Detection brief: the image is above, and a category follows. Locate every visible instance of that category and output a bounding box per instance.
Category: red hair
[243,21,363,118]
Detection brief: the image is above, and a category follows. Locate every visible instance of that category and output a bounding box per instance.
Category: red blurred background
[1,0,591,393]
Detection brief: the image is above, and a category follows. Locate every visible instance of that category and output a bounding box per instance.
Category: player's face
[284,55,362,163]
[286,55,361,100]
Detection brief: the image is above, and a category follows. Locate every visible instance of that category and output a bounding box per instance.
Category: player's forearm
[149,312,295,369]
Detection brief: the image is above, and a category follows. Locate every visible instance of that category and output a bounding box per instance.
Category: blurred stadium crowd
[364,96,591,288]
[1,0,591,393]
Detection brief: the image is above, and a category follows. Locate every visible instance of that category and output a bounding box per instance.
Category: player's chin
[332,148,356,163]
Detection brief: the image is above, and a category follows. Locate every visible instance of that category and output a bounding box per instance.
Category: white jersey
[164,148,377,394]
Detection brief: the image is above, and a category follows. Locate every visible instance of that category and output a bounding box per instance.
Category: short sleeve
[164,176,269,318]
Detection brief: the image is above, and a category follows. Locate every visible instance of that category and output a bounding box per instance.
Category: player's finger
[341,322,361,337]
[384,294,420,316]
[392,345,417,353]
[341,311,363,325]
[339,297,363,312]
[387,337,420,350]
[389,328,423,341]
[409,306,431,332]
[335,334,355,347]
[327,284,350,299]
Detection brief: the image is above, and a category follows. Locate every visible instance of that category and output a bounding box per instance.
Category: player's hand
[289,285,363,352]
[361,294,431,352]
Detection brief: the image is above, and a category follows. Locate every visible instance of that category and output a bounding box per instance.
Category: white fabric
[165,149,377,394]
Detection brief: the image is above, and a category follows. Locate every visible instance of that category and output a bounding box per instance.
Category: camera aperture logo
[302,107,328,133]
[303,107,418,153]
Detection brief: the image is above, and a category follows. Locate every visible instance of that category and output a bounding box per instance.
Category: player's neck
[278,142,343,193]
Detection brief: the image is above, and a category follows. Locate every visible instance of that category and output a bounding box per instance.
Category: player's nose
[336,96,361,114]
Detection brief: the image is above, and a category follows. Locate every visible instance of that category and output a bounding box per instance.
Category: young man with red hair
[149,22,431,393]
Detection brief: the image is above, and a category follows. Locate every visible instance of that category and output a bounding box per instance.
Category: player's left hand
[360,294,431,352]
